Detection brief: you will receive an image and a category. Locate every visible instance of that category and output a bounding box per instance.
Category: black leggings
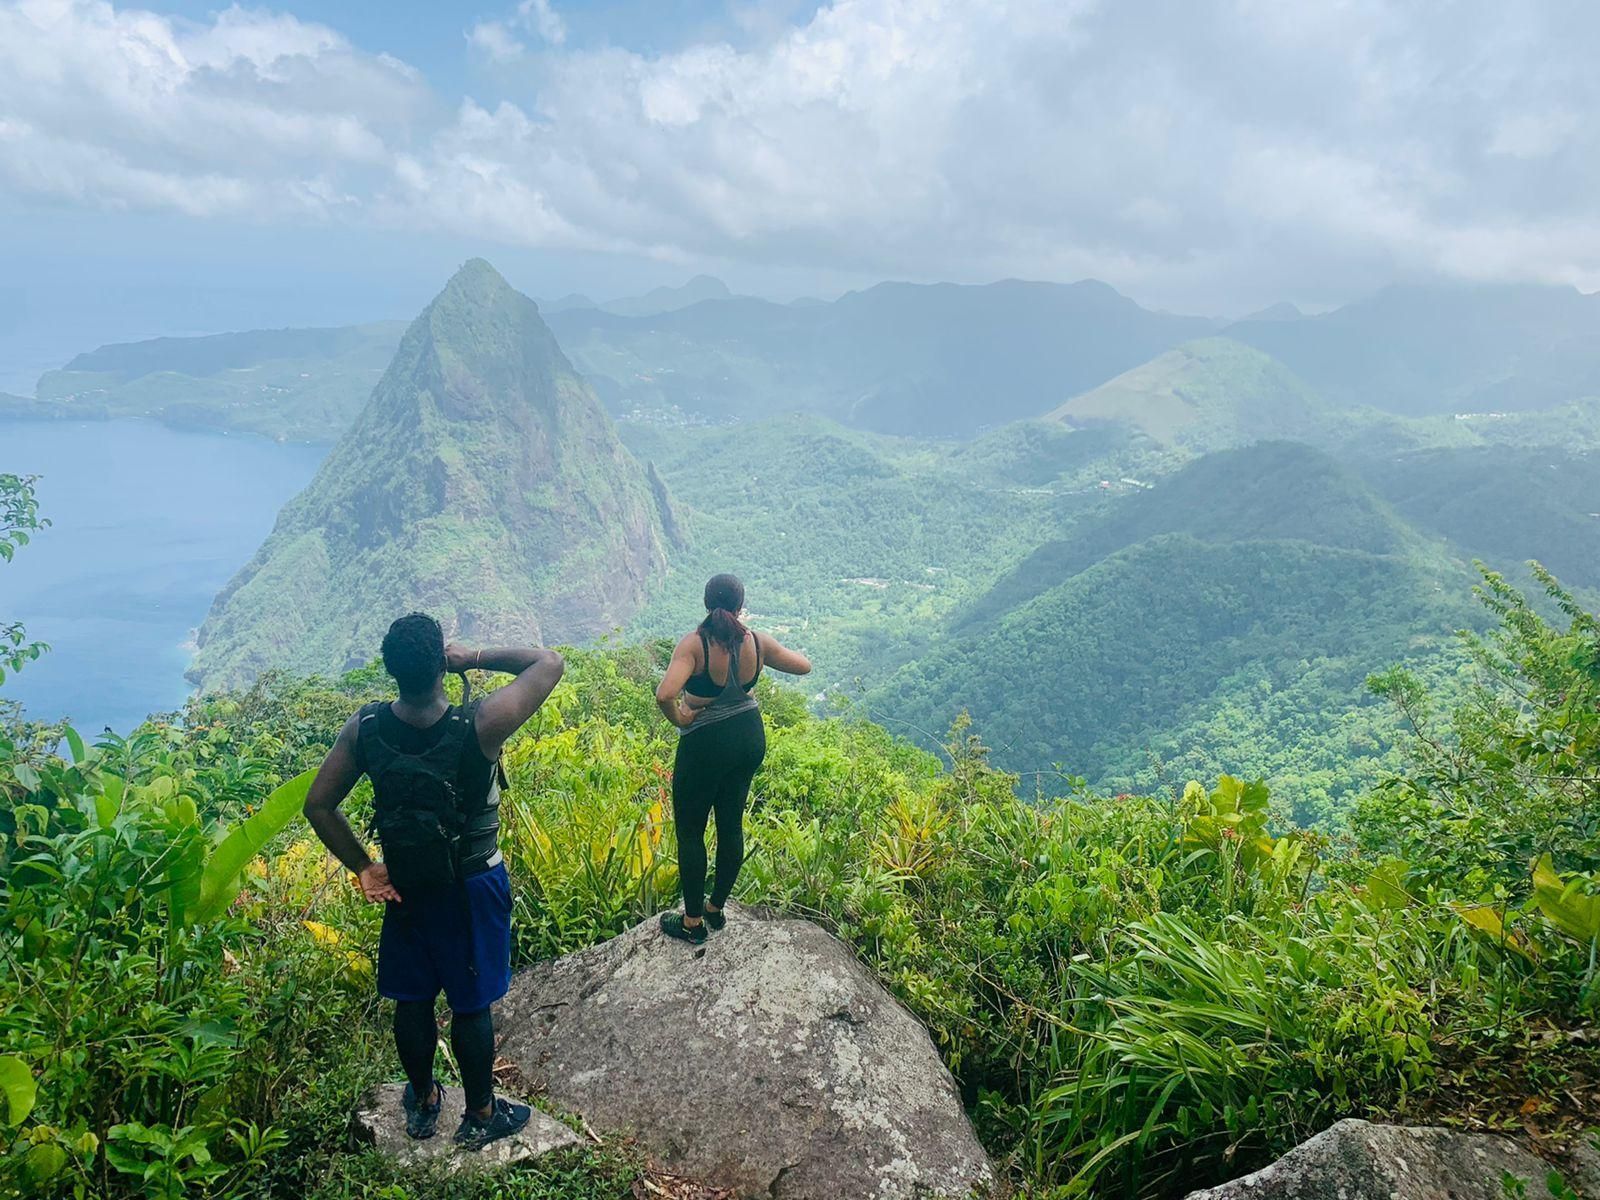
[393,1001,496,1112]
[673,708,766,918]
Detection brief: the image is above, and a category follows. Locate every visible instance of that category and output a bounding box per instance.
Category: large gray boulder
[495,902,994,1200]
[1183,1119,1573,1199]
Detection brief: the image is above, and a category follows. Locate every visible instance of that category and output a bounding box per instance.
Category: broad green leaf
[62,726,85,764]
[189,770,316,926]
[0,1055,36,1125]
[1533,855,1600,942]
[23,1141,66,1185]
[1362,859,1414,911]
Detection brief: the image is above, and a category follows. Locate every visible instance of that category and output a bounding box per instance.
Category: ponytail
[700,573,747,653]
[701,607,747,653]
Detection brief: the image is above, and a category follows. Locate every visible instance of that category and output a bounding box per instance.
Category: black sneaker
[402,1081,443,1140]
[704,905,727,932]
[661,912,708,944]
[453,1097,531,1150]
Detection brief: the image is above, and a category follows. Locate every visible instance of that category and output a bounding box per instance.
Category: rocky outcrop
[1182,1119,1577,1200]
[495,902,994,1200]
[351,1082,580,1172]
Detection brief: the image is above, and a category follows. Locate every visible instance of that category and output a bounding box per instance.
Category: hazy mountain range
[11,273,1600,442]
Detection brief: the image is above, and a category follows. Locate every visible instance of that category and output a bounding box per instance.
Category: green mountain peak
[187,263,671,689]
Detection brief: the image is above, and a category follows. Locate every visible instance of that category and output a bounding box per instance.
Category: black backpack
[359,701,479,895]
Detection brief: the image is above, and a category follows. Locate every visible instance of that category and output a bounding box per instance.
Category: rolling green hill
[866,442,1478,823]
[1358,445,1600,590]
[15,322,407,442]
[188,260,669,689]
[1048,337,1326,450]
[961,441,1427,623]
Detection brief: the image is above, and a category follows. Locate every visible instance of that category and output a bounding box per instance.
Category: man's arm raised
[454,643,565,759]
[303,713,400,903]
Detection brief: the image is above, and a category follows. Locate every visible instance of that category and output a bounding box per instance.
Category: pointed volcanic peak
[1048,337,1326,451]
[188,259,672,690]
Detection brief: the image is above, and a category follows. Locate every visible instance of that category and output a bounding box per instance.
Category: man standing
[304,613,564,1149]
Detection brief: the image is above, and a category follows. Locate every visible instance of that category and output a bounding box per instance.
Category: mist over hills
[1227,282,1600,416]
[548,277,1213,434]
[188,260,669,689]
[10,274,1600,446]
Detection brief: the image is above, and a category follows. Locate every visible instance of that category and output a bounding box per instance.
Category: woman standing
[655,574,812,943]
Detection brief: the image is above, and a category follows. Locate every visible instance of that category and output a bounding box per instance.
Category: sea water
[0,420,326,732]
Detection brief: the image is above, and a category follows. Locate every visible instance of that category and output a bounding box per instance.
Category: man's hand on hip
[358,862,402,904]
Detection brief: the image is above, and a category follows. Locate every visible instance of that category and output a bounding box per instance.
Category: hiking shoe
[661,912,708,944]
[453,1097,531,1150]
[704,905,727,932]
[402,1081,443,1140]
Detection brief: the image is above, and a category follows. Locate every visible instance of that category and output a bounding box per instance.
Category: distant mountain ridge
[549,277,1214,434]
[188,259,669,689]
[1226,282,1600,416]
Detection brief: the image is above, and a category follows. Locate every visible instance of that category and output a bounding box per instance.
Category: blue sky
[1,0,1597,392]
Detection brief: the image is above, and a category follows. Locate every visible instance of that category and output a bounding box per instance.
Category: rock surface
[1182,1118,1569,1199]
[351,1083,581,1173]
[495,902,994,1200]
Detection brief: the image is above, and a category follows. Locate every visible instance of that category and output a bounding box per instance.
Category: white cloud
[2,0,1598,308]
[518,0,565,47]
[467,20,524,62]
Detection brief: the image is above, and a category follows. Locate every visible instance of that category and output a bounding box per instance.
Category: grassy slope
[1048,336,1327,450]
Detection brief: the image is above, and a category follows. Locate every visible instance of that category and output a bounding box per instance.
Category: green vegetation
[188,262,670,690]
[5,324,406,443]
[0,474,48,684]
[1357,447,1600,592]
[3,567,1599,1198]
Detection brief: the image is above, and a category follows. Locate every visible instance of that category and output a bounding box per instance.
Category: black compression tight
[393,1001,497,1113]
[673,708,766,919]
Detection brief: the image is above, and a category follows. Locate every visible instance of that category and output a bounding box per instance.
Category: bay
[0,420,326,732]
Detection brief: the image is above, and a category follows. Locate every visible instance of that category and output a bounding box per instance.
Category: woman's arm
[757,633,812,676]
[655,634,702,728]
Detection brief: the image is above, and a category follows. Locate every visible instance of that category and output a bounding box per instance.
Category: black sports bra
[684,630,763,698]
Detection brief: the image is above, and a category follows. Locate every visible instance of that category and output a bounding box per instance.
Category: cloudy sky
[1,0,1596,388]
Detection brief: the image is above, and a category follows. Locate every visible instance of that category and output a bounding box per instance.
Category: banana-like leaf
[1533,854,1600,943]
[189,770,316,926]
[0,1055,36,1126]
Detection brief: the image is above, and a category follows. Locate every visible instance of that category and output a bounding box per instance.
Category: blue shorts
[378,860,512,1013]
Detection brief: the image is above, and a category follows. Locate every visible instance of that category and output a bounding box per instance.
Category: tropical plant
[0,473,49,683]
